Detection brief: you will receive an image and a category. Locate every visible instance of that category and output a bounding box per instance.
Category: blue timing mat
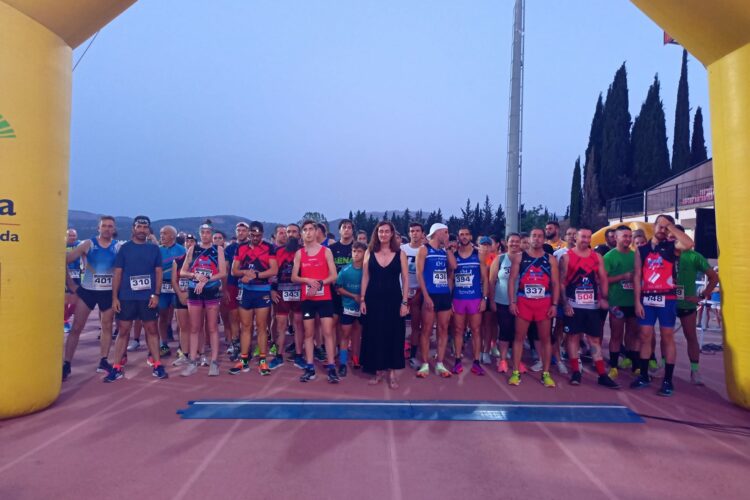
[177,400,644,423]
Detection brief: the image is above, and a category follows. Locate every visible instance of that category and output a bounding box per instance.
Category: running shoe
[159,343,171,358]
[597,375,620,389]
[270,343,279,356]
[657,379,674,397]
[497,359,509,373]
[300,367,316,382]
[409,357,421,370]
[285,342,296,353]
[508,370,521,386]
[146,355,155,367]
[436,362,452,378]
[293,356,307,370]
[690,370,705,386]
[648,359,659,373]
[608,367,619,380]
[557,361,569,375]
[541,371,556,388]
[62,361,71,381]
[199,354,209,367]
[314,346,326,362]
[352,355,361,370]
[327,366,340,384]
[629,376,650,390]
[208,361,220,377]
[481,352,492,365]
[172,351,189,367]
[96,357,113,373]
[268,356,284,370]
[471,360,486,376]
[339,364,348,378]
[252,345,260,358]
[416,363,430,378]
[519,361,528,374]
[530,360,544,373]
[181,361,198,377]
[258,359,271,376]
[226,344,234,355]
[64,322,71,333]
[228,358,250,375]
[451,360,464,375]
[491,345,501,358]
[153,365,168,379]
[570,371,582,386]
[618,357,633,370]
[103,367,123,383]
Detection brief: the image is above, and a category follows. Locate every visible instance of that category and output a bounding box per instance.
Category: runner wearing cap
[415,222,456,378]
[478,235,497,365]
[104,216,167,382]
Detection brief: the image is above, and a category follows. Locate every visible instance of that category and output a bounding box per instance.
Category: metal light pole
[505,0,525,233]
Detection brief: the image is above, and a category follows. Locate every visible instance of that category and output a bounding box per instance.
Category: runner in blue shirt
[335,241,366,377]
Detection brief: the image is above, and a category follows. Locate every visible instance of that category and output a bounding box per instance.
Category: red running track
[1,319,749,500]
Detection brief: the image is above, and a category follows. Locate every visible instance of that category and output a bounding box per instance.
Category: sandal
[388,372,399,389]
[368,372,384,385]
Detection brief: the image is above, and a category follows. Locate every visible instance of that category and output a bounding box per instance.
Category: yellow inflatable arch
[1,0,749,417]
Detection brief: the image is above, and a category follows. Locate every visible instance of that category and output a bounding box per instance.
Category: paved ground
[1,319,749,500]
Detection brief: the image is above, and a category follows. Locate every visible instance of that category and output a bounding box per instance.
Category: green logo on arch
[0,115,16,138]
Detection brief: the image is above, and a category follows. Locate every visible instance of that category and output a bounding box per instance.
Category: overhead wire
[72,31,100,72]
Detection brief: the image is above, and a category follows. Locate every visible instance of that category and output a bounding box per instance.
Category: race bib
[178,278,190,292]
[68,269,81,279]
[455,272,474,288]
[237,287,243,300]
[343,306,361,317]
[92,274,113,291]
[575,288,596,305]
[129,274,152,291]
[408,288,417,299]
[161,282,174,294]
[305,284,325,297]
[282,289,301,302]
[643,294,666,308]
[621,280,634,290]
[524,284,546,299]
[432,271,448,286]
[194,268,212,280]
[675,286,685,301]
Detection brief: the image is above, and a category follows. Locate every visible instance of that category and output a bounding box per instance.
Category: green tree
[690,106,708,166]
[583,94,605,224]
[631,75,671,191]
[672,49,691,174]
[481,196,494,234]
[300,212,327,224]
[599,63,633,200]
[569,157,583,227]
[492,204,506,238]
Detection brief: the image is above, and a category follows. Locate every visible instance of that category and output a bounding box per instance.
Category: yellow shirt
[546,239,566,251]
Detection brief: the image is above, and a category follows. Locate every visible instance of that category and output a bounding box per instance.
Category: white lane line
[189,401,631,409]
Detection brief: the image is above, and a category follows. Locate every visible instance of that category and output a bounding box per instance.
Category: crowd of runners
[62,213,720,396]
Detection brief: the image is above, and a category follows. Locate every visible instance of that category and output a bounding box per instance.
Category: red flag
[663,32,679,45]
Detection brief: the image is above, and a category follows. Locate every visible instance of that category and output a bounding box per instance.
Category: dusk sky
[70,0,711,223]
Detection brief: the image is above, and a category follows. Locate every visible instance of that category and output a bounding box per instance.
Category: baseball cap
[236,221,250,229]
[479,236,493,245]
[427,223,448,238]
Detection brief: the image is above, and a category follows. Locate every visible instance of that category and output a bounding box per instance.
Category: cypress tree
[582,95,605,224]
[672,49,691,173]
[690,106,708,165]
[631,75,671,191]
[569,157,582,227]
[599,63,633,200]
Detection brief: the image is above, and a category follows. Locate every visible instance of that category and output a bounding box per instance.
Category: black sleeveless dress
[361,250,406,374]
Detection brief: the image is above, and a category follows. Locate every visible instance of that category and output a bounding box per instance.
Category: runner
[270,224,305,370]
[169,249,191,367]
[595,229,616,256]
[356,230,369,245]
[559,227,618,388]
[63,216,121,380]
[179,221,227,377]
[157,225,185,360]
[104,216,167,382]
[415,223,456,378]
[221,222,250,360]
[229,221,277,376]
[545,221,566,251]
[631,215,694,396]
[451,228,488,375]
[330,219,354,360]
[478,236,498,365]
[551,226,576,374]
[670,225,719,385]
[402,222,425,369]
[489,233,521,373]
[507,228,558,388]
[632,229,648,247]
[335,241,367,377]
[64,228,82,333]
[292,219,339,383]
[604,225,639,376]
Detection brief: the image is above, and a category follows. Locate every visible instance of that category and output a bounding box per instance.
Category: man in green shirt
[604,225,639,377]
[670,225,719,385]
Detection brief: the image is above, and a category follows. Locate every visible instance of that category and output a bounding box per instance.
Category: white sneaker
[172,352,189,367]
[557,361,569,375]
[690,370,705,386]
[208,361,220,377]
[199,354,209,367]
[409,357,421,370]
[530,360,544,372]
[481,353,492,365]
[180,362,198,377]
[127,339,140,352]
[491,345,501,358]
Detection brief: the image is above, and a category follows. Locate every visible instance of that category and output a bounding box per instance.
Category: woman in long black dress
[360,221,409,388]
